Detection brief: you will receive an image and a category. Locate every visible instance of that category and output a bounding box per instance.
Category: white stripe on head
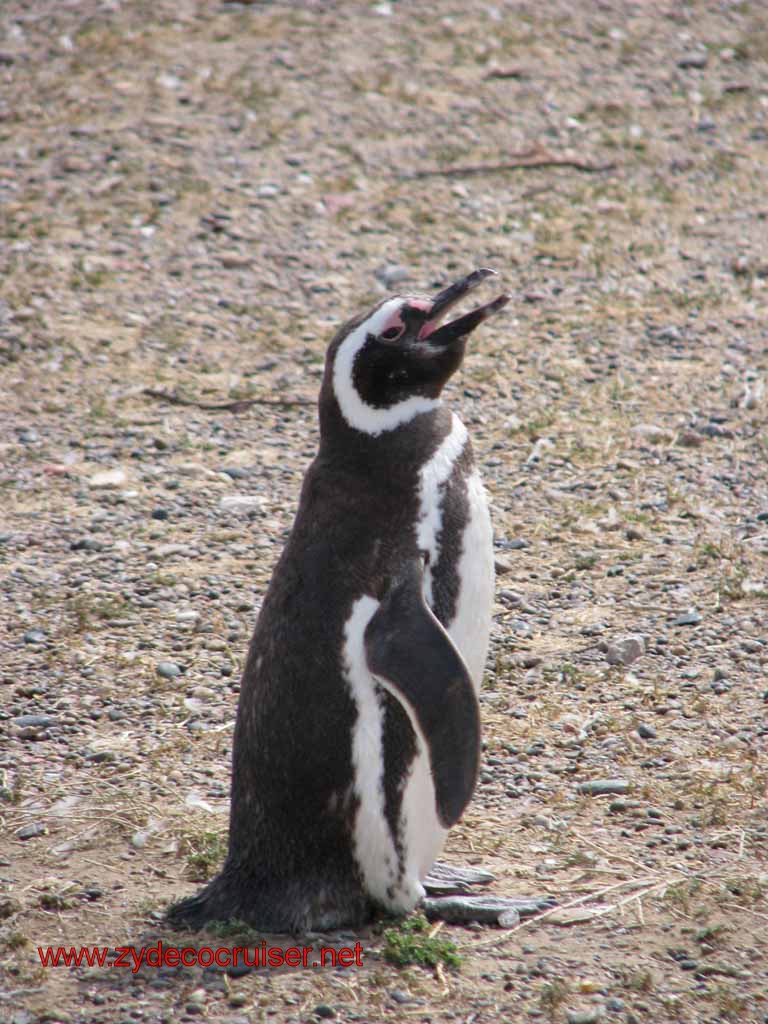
[332,298,441,436]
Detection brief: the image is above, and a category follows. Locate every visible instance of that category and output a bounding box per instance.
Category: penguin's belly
[343,435,494,915]
[396,470,494,895]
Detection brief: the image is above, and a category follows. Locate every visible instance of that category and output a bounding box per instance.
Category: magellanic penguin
[167,268,510,933]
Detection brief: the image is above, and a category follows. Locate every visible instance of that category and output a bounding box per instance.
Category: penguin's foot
[422,861,496,896]
[422,861,555,928]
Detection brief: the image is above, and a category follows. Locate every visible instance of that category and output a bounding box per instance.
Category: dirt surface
[2,1,767,1022]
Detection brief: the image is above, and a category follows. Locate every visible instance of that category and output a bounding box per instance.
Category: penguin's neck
[317,404,456,482]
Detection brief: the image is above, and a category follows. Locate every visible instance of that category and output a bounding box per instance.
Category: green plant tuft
[382,914,461,970]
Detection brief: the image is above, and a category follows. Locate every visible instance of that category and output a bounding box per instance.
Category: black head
[323,269,509,438]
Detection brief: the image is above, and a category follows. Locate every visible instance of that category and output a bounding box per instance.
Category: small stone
[256,183,280,198]
[389,990,412,1005]
[566,1010,604,1024]
[741,638,763,653]
[672,610,701,626]
[219,252,254,269]
[679,958,699,970]
[605,635,645,666]
[156,661,182,679]
[632,423,673,444]
[375,264,410,289]
[221,466,250,480]
[676,429,703,448]
[23,629,46,644]
[70,536,104,551]
[228,993,249,1008]
[313,1006,336,1020]
[86,750,117,763]
[677,51,708,69]
[16,822,47,840]
[498,907,520,928]
[151,507,169,520]
[636,723,657,740]
[13,714,56,728]
[578,779,631,796]
[89,468,127,488]
[219,495,263,514]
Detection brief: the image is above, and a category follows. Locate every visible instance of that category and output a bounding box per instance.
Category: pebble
[566,1010,604,1024]
[389,990,413,1005]
[636,723,657,740]
[605,636,645,667]
[89,468,127,488]
[13,714,56,728]
[313,1006,336,1020]
[677,51,708,69]
[672,610,701,626]
[86,750,117,763]
[375,264,410,289]
[578,779,630,796]
[70,536,104,551]
[23,629,46,644]
[156,661,182,679]
[632,423,673,444]
[218,495,263,514]
[16,822,47,840]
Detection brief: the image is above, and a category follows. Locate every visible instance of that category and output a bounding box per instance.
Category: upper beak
[418,268,510,344]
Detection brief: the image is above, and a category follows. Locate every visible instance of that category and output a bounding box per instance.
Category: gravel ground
[1,1,767,1022]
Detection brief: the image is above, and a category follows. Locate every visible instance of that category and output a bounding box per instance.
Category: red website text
[38,939,364,974]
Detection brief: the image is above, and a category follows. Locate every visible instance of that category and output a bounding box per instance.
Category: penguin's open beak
[418,268,510,345]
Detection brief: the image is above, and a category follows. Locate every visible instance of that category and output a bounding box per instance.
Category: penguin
[167,268,511,933]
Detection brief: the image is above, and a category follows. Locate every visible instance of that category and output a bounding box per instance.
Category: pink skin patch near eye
[379,299,435,342]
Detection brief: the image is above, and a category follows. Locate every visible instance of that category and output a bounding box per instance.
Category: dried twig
[403,149,616,180]
[472,875,675,950]
[143,387,313,412]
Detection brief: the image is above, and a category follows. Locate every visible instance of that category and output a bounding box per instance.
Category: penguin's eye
[380,326,404,342]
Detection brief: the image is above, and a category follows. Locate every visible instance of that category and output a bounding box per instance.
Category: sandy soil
[1,2,767,1022]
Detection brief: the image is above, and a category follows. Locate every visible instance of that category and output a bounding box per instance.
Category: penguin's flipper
[363,561,480,828]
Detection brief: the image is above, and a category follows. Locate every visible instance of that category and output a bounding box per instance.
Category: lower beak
[419,268,510,344]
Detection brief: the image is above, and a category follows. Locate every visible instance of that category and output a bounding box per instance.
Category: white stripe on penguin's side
[332,298,441,436]
[343,595,432,913]
[415,413,468,606]
[342,595,402,906]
